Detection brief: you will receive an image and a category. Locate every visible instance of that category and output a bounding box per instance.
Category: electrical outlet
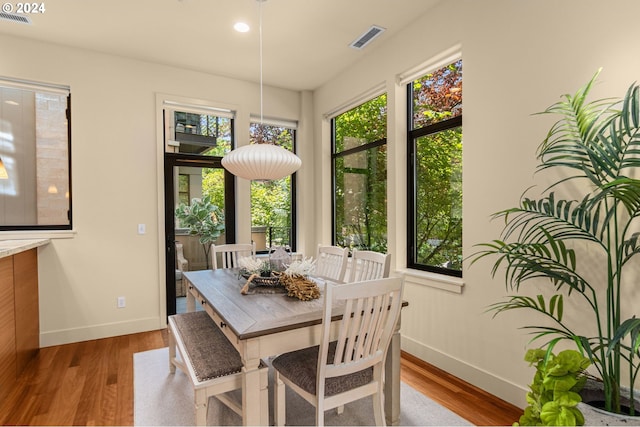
[117,296,126,308]
[137,224,146,234]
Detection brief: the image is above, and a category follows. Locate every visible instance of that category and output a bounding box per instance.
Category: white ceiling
[0,0,441,91]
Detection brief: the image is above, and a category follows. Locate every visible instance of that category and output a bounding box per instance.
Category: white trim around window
[0,76,70,95]
[323,82,386,120]
[162,100,235,119]
[396,43,462,86]
[249,115,298,130]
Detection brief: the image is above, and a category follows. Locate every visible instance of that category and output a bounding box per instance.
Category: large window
[332,94,387,252]
[0,78,71,230]
[250,121,296,252]
[407,60,462,277]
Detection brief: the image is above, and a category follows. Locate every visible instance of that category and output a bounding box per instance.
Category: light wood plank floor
[0,329,522,426]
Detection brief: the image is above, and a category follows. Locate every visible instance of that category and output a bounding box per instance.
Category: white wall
[313,0,640,408]
[0,34,308,346]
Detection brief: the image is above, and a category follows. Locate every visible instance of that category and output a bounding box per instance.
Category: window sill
[395,268,465,294]
[0,230,76,239]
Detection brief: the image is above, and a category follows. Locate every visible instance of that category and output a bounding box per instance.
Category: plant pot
[577,378,640,426]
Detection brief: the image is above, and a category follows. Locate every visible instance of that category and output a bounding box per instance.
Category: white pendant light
[222,0,301,181]
[221,143,301,181]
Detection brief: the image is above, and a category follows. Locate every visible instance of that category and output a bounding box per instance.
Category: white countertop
[0,239,50,258]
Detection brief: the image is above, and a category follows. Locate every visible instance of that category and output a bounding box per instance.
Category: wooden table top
[183,269,330,340]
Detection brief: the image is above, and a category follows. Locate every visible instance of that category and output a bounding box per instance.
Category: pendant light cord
[259,0,264,125]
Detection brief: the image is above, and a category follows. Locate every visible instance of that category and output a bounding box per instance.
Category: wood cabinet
[0,248,39,403]
[14,249,39,376]
[0,256,16,403]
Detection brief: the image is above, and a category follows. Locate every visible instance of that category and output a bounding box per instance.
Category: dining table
[182,268,404,426]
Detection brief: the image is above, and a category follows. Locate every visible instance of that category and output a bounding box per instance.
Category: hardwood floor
[401,351,522,426]
[0,330,168,426]
[0,329,522,426]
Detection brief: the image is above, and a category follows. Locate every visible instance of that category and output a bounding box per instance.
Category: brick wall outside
[35,92,69,225]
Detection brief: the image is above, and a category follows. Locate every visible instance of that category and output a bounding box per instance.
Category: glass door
[163,104,235,316]
[164,155,235,315]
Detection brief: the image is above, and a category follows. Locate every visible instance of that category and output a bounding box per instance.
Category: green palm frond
[622,233,640,266]
[475,236,590,295]
[538,74,640,193]
[599,177,640,216]
[488,295,582,346]
[496,193,603,245]
[488,294,565,322]
[609,317,640,357]
[536,71,619,187]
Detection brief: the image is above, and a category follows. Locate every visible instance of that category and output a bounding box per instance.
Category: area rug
[134,347,472,426]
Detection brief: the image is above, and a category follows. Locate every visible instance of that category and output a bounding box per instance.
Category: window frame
[406,65,463,278]
[0,79,72,232]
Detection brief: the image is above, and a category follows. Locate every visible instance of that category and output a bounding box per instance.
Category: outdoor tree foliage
[412,60,462,127]
[333,94,388,252]
[412,60,463,271]
[200,116,231,217]
[250,124,293,247]
[202,168,225,209]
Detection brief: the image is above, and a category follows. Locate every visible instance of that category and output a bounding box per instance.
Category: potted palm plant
[471,70,640,420]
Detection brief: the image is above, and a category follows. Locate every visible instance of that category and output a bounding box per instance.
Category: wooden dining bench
[168,311,268,426]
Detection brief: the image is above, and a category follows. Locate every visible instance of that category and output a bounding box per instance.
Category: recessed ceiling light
[234,22,250,33]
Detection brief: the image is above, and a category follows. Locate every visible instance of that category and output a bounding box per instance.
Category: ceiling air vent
[349,25,386,50]
[0,12,32,24]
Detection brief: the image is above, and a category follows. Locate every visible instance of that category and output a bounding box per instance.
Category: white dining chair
[211,242,256,269]
[272,277,404,426]
[330,249,392,417]
[315,245,349,282]
[175,241,189,297]
[347,249,391,282]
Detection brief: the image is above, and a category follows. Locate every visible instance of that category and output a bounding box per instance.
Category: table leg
[385,328,401,426]
[241,341,268,426]
[186,280,195,312]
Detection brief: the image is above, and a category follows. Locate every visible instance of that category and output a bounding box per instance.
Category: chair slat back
[318,277,403,384]
[348,249,391,282]
[211,243,255,269]
[315,245,349,282]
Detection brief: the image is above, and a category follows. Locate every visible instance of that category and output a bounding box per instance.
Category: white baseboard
[40,316,165,347]
[401,335,526,409]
